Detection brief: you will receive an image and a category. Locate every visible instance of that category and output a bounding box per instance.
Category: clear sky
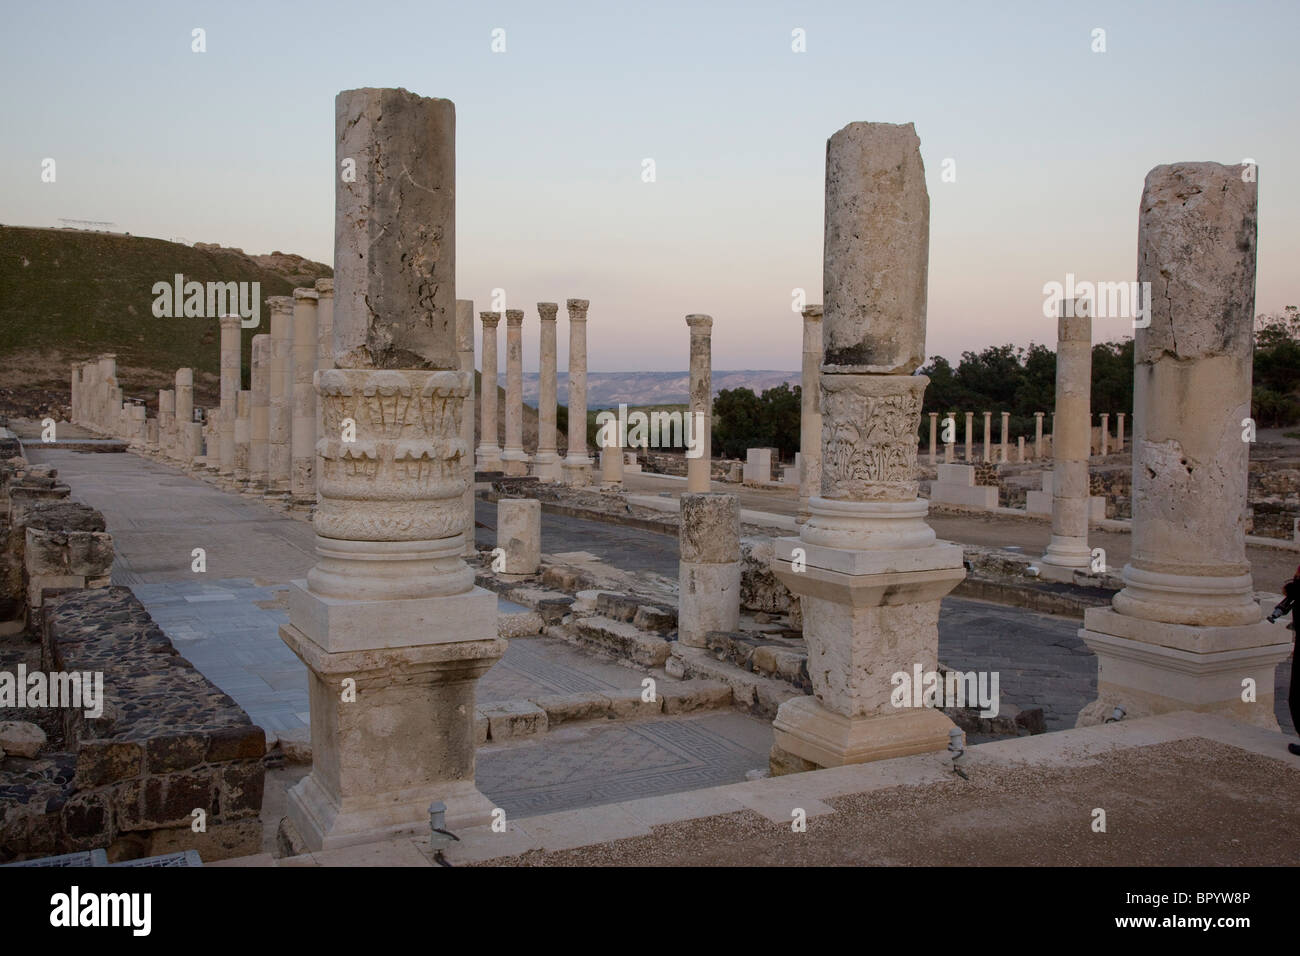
[3,0,1296,373]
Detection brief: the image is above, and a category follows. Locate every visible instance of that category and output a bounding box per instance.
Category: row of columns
[476,300,594,487]
[924,410,1127,465]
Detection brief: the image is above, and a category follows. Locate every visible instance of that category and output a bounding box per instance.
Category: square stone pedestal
[1077,607,1291,729]
[769,537,966,771]
[561,458,592,488]
[500,451,532,476]
[531,453,563,482]
[280,586,506,851]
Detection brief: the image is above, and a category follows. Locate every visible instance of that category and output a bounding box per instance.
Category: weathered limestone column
[127,403,147,450]
[157,389,174,457]
[1017,436,1025,462]
[280,88,502,851]
[267,296,295,495]
[98,355,117,433]
[562,299,592,487]
[1117,412,1126,450]
[532,303,562,481]
[1034,411,1045,459]
[1038,298,1092,582]
[1099,413,1110,455]
[455,300,476,555]
[500,310,530,476]
[686,314,714,493]
[964,412,974,462]
[248,334,271,492]
[475,312,502,471]
[315,279,334,372]
[70,366,80,426]
[600,433,624,488]
[981,411,992,463]
[1079,162,1288,729]
[944,411,955,463]
[678,492,740,646]
[174,369,195,463]
[233,390,251,485]
[496,498,541,579]
[798,305,824,521]
[770,122,964,773]
[927,412,938,466]
[291,289,319,505]
[1000,411,1011,463]
[218,315,242,476]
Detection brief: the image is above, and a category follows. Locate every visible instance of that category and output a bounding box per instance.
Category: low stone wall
[0,587,265,862]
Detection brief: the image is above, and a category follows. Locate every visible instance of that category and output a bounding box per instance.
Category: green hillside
[0,225,331,405]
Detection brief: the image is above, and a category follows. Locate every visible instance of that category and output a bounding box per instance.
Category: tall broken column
[679,492,740,646]
[455,299,477,555]
[500,309,530,476]
[533,302,562,481]
[981,411,992,463]
[562,299,592,487]
[233,390,251,485]
[247,334,271,493]
[475,312,502,472]
[218,315,242,477]
[174,368,194,464]
[798,305,824,521]
[157,389,174,458]
[1038,298,1092,582]
[291,288,319,506]
[1079,162,1289,728]
[267,296,295,496]
[770,122,965,773]
[1034,411,1045,458]
[315,279,334,372]
[1000,411,1011,463]
[280,88,502,851]
[686,314,713,493]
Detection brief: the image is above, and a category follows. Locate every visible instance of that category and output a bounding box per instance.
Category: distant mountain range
[500,370,801,408]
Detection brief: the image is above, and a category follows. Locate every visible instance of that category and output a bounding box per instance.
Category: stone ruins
[2,86,1294,869]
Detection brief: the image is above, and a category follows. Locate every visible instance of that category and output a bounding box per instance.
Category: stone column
[98,355,118,433]
[475,312,502,471]
[686,314,714,493]
[455,300,477,555]
[927,412,938,466]
[500,310,530,475]
[678,493,740,646]
[174,368,194,464]
[267,296,295,495]
[944,411,955,463]
[70,366,80,427]
[981,411,992,463]
[291,288,319,505]
[798,305,824,521]
[127,404,147,450]
[496,498,541,579]
[1000,411,1011,463]
[1034,411,1045,459]
[280,88,502,852]
[158,389,174,457]
[1099,412,1109,455]
[562,299,592,486]
[248,334,271,492]
[533,303,562,481]
[1117,412,1126,451]
[315,279,334,372]
[1079,161,1287,729]
[1038,298,1092,582]
[233,390,251,485]
[964,412,974,462]
[770,122,964,773]
[218,315,242,477]
[1017,436,1025,462]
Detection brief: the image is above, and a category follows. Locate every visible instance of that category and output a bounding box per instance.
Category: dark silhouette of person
[1266,564,1300,755]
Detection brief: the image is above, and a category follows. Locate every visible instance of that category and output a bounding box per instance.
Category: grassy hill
[0,225,331,408]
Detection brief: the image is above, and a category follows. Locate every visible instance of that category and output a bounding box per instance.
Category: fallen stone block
[498,610,543,638]
[529,691,612,727]
[595,592,641,622]
[633,604,677,633]
[573,615,671,668]
[536,596,575,624]
[604,689,663,719]
[660,679,732,715]
[0,720,46,758]
[483,701,548,740]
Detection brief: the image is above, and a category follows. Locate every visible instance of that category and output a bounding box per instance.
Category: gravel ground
[472,738,1300,866]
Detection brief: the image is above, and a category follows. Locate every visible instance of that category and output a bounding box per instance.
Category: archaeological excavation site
[1,1,1296,934]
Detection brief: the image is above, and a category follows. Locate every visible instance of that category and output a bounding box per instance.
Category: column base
[771,695,958,772]
[500,450,532,476]
[475,446,503,472]
[531,453,563,482]
[562,456,593,488]
[1039,536,1092,582]
[1076,606,1291,730]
